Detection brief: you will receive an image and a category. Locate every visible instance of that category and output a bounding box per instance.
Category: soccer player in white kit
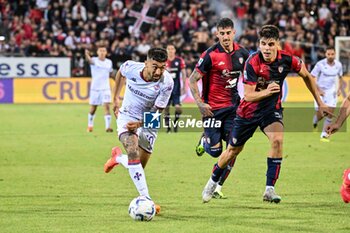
[311,46,343,142]
[85,46,114,133]
[104,48,174,214]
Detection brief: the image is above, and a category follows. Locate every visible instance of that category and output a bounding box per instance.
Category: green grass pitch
[0,103,349,233]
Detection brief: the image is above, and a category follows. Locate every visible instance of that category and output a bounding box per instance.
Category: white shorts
[117,114,158,153]
[314,90,337,110]
[89,89,111,105]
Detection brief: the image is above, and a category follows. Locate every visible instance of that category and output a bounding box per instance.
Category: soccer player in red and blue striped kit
[201,25,332,203]
[189,18,249,199]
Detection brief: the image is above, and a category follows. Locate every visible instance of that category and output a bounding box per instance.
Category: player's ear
[276,40,281,50]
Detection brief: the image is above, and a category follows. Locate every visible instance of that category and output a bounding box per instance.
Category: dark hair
[97,43,107,49]
[259,25,279,40]
[325,46,335,51]
[147,48,168,62]
[217,18,234,29]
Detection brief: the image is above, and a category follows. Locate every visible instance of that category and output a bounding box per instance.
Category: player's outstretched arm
[181,68,187,95]
[113,70,126,117]
[85,49,94,64]
[327,93,350,135]
[189,70,213,117]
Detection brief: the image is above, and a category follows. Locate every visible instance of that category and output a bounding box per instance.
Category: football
[128,196,156,221]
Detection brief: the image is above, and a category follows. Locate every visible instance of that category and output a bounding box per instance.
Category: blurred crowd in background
[0,0,349,76]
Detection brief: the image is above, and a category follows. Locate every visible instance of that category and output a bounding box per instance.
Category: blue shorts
[167,92,181,106]
[229,110,284,147]
[203,106,237,147]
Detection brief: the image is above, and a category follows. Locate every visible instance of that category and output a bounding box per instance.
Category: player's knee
[271,136,283,150]
[175,108,182,116]
[207,147,222,158]
[227,145,242,158]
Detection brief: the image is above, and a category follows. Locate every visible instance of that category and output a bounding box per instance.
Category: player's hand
[198,102,213,117]
[326,123,340,135]
[126,121,141,132]
[317,103,334,118]
[337,89,341,96]
[266,82,280,95]
[113,99,121,118]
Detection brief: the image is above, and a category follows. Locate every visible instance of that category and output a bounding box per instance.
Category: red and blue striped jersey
[195,42,249,110]
[237,50,303,119]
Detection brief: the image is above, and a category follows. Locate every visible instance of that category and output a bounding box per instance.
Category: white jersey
[119,60,174,121]
[90,57,113,90]
[311,58,343,91]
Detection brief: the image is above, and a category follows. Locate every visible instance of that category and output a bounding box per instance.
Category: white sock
[266,186,274,191]
[321,117,332,138]
[313,114,318,125]
[88,113,95,127]
[128,163,149,197]
[215,184,222,192]
[105,115,111,129]
[116,154,128,168]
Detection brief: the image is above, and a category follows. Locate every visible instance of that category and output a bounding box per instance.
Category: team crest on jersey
[175,61,179,66]
[278,66,284,73]
[154,84,160,90]
[131,77,137,82]
[239,57,244,64]
[232,137,237,145]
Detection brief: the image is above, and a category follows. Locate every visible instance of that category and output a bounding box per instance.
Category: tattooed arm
[189,69,213,117]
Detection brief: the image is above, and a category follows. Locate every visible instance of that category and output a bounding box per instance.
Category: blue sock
[218,158,236,185]
[211,163,225,182]
[266,157,282,186]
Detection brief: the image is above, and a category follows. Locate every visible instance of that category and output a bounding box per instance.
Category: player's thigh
[89,90,102,105]
[229,116,258,147]
[260,112,284,148]
[117,114,140,138]
[323,91,337,108]
[102,89,112,104]
[203,126,222,148]
[222,108,237,142]
[138,128,158,154]
[172,94,181,106]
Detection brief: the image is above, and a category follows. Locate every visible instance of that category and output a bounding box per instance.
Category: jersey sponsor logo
[225,78,238,88]
[278,66,284,73]
[143,110,161,129]
[197,58,204,66]
[239,57,244,64]
[128,84,153,100]
[222,70,241,88]
[131,77,137,82]
[218,61,225,66]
